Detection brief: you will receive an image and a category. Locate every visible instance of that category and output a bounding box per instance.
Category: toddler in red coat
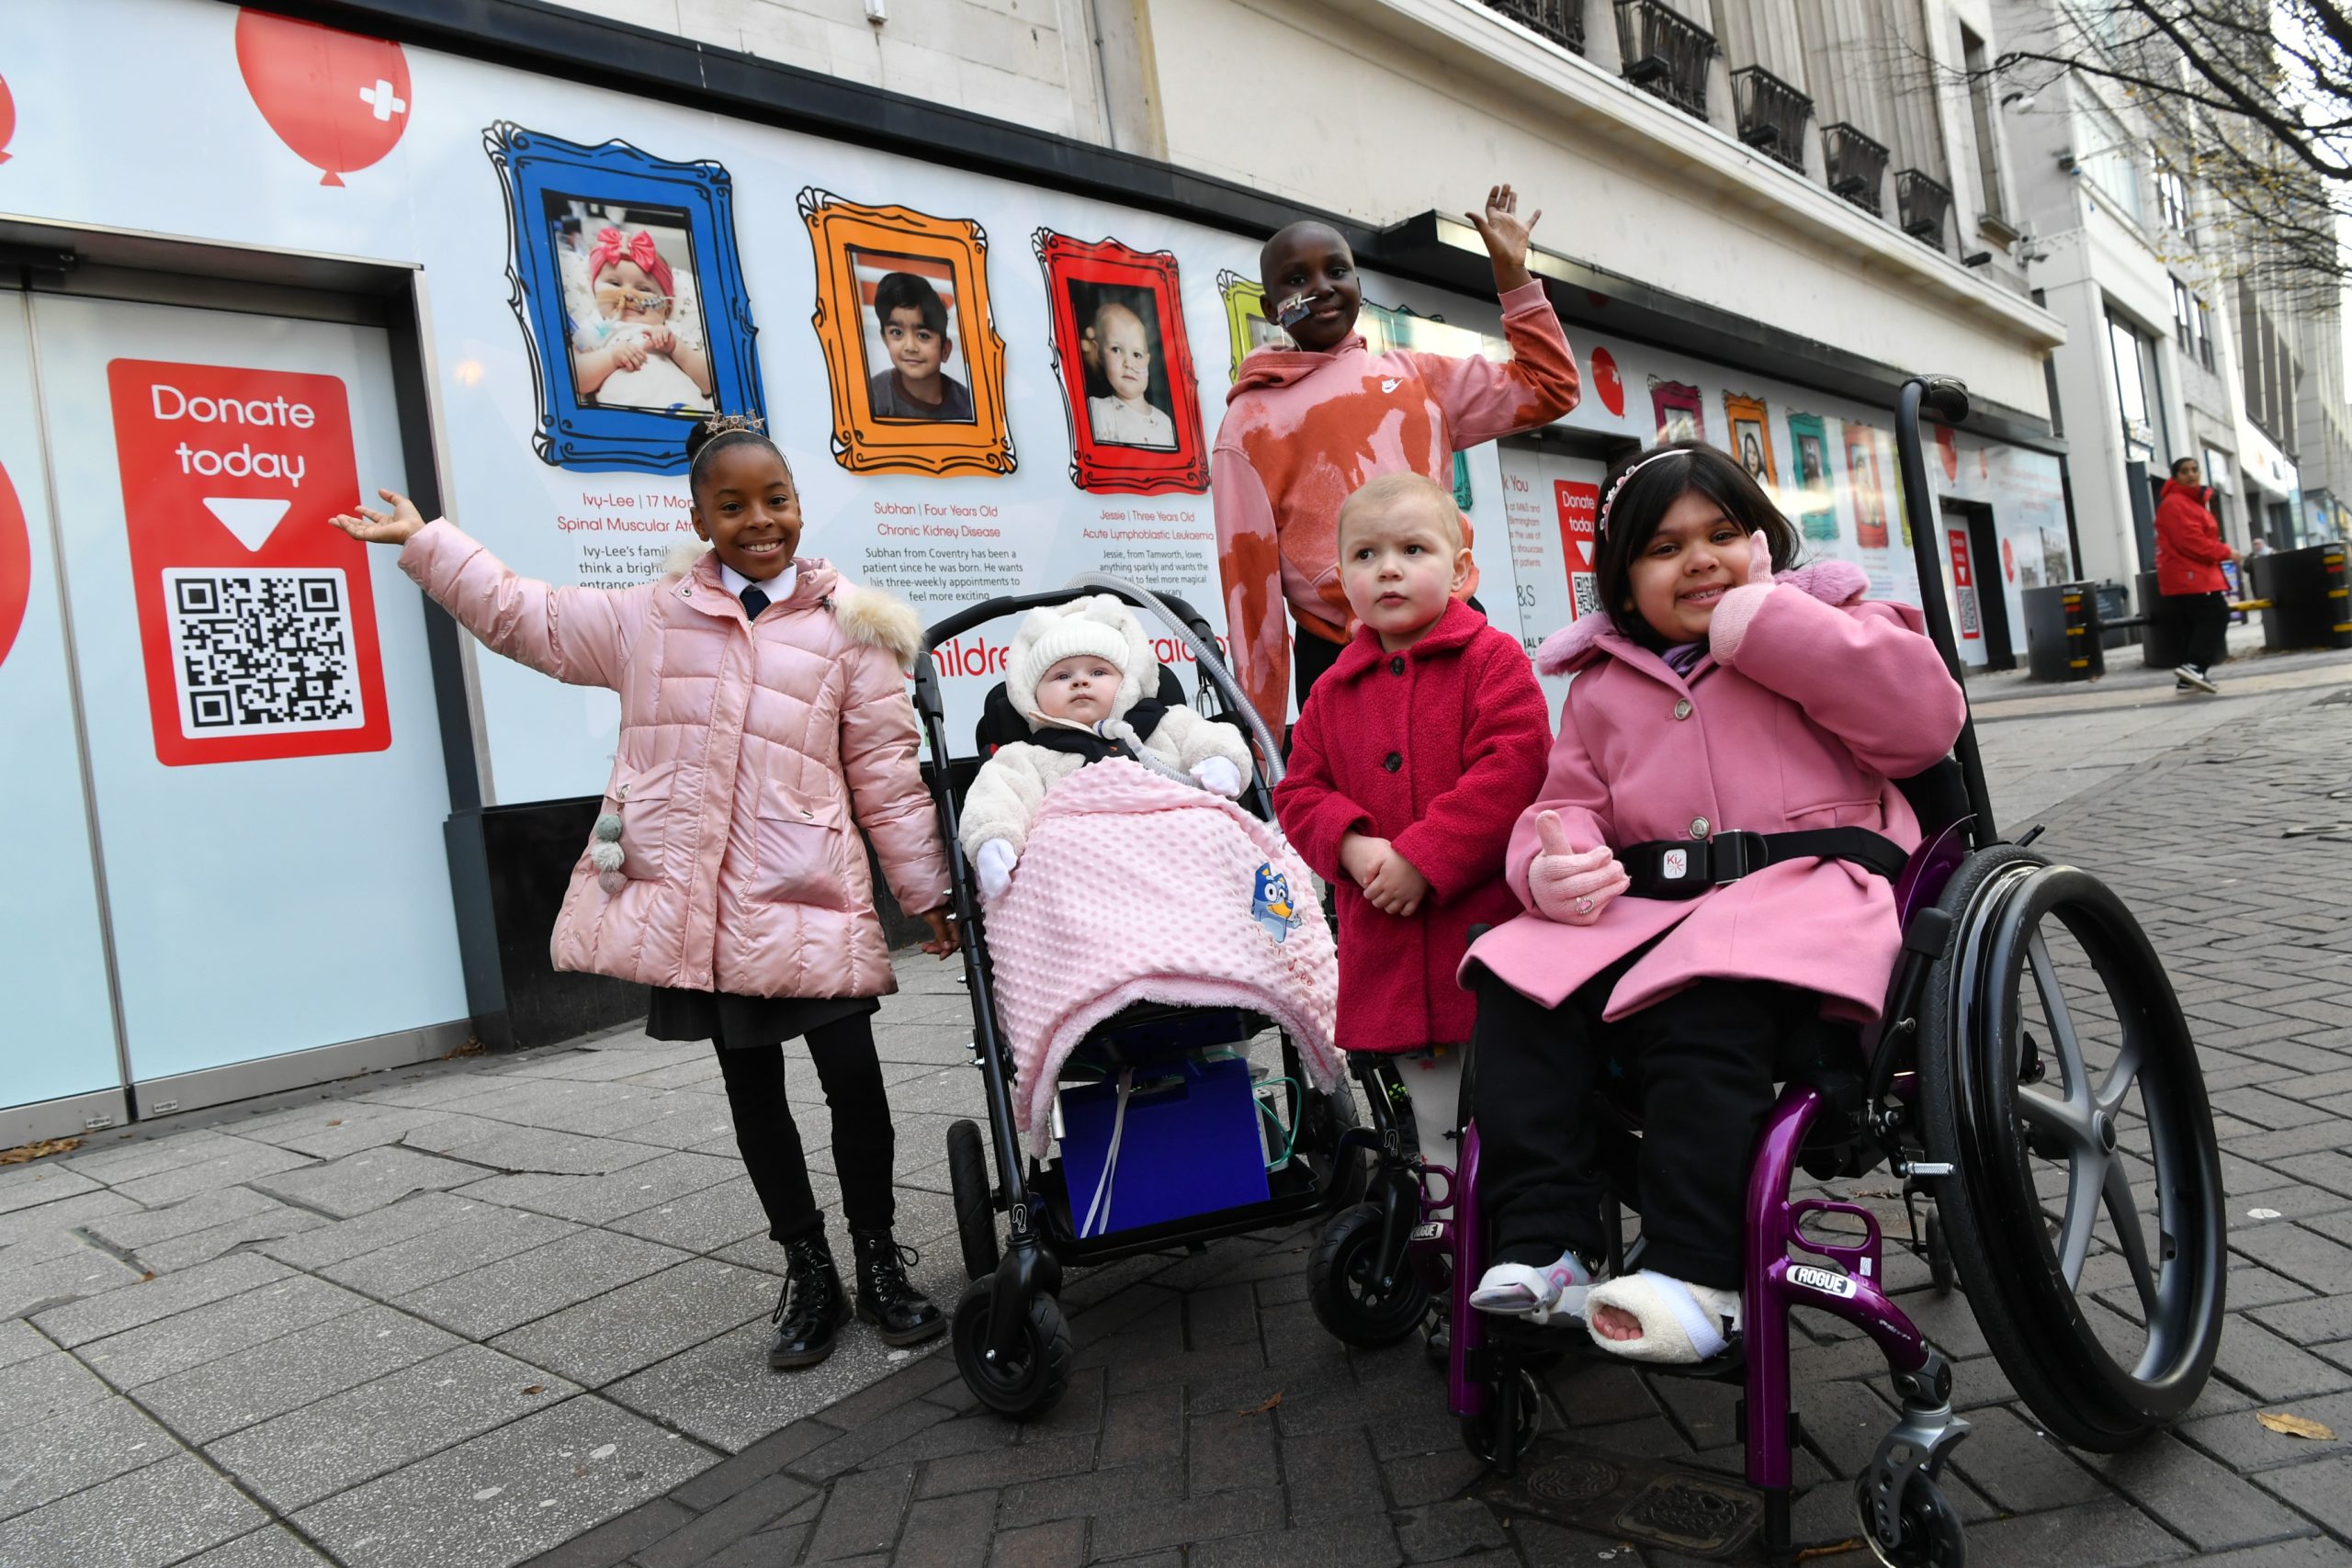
[1273,474,1553,1174]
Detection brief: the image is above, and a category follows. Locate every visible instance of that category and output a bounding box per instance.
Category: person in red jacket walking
[1273,473,1552,1181]
[2154,455,2235,693]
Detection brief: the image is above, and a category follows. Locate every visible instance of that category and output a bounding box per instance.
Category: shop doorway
[3,266,467,1139]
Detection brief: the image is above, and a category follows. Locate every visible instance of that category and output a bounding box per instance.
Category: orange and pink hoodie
[1211,280,1580,726]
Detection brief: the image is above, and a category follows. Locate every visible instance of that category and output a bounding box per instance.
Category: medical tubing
[1080,1068,1135,1238]
[1063,572,1286,787]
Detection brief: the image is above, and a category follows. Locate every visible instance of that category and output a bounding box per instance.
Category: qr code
[1570,572,1600,621]
[163,568,364,739]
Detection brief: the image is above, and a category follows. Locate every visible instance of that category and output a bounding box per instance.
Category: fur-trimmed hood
[1534,558,1871,676]
[666,540,923,672]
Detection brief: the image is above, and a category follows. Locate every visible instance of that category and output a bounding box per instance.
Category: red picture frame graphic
[1034,231,1208,495]
[106,359,390,765]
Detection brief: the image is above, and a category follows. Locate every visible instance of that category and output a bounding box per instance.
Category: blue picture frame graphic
[486,121,764,474]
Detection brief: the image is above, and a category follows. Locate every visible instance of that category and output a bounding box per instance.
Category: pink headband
[1596,450,1686,536]
[586,227,674,301]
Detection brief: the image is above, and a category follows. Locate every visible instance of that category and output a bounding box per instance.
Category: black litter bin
[2136,570,2186,670]
[2251,542,2352,652]
[2023,581,2105,682]
[2095,580,2140,650]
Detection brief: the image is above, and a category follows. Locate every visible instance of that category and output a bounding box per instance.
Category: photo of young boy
[854,253,977,424]
[549,196,715,415]
[1074,285,1177,449]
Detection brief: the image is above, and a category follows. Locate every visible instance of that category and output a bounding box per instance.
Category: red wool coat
[2154,479,2231,596]
[1273,601,1553,1053]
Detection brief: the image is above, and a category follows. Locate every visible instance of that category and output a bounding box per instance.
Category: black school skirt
[644,987,880,1051]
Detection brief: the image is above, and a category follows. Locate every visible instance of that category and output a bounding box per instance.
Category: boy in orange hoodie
[1213,185,1581,728]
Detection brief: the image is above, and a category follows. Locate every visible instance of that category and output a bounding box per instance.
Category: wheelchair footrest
[1486,1316,1749,1384]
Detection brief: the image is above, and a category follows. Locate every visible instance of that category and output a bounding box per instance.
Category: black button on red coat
[1384,752,1402,773]
[1389,656,1406,675]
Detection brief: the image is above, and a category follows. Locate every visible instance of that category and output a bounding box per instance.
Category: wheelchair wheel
[1306,1201,1431,1347]
[951,1278,1073,1419]
[946,1120,1000,1283]
[1461,1366,1544,1466]
[1918,848,2226,1452]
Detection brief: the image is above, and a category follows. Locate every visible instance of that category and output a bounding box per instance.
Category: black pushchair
[914,576,1368,1418]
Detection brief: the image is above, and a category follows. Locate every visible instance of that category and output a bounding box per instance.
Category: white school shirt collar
[718,558,797,604]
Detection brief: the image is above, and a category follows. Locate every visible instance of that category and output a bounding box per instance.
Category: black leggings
[1471,965,1823,1291]
[2167,590,2230,673]
[713,1014,895,1242]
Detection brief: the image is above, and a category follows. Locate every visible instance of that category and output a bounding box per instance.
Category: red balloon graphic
[1934,423,1959,483]
[0,74,16,164]
[1590,346,1625,418]
[0,461,30,671]
[234,10,411,186]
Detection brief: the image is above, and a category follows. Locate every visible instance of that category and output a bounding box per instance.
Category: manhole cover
[1611,1472,1763,1553]
[1525,1452,1621,1506]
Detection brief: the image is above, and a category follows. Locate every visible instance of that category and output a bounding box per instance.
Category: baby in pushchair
[958,593,1342,1155]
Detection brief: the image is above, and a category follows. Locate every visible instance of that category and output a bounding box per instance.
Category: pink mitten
[1527,811,1630,926]
[1707,531,1777,668]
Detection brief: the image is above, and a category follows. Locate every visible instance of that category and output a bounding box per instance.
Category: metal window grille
[1481,0,1585,52]
[1823,122,1891,216]
[1614,0,1714,118]
[1896,170,1952,248]
[1732,66,1812,172]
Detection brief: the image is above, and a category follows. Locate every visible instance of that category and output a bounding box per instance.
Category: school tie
[740,583,769,621]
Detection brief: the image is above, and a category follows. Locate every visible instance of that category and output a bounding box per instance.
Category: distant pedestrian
[2154,456,2233,694]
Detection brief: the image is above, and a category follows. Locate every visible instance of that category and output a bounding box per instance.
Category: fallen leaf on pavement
[2257,1412,2335,1440]
[326,1120,343,1127]
[1795,1541,1862,1562]
[522,1385,546,1395]
[1238,1393,1283,1416]
[0,1137,84,1165]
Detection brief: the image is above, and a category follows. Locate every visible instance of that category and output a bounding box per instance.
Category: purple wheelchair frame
[1417,818,1976,1559]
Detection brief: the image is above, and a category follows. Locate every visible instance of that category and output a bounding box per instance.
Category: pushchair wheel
[1919,848,2226,1452]
[946,1119,1000,1282]
[1306,1201,1431,1348]
[1853,1471,1965,1568]
[951,1278,1073,1418]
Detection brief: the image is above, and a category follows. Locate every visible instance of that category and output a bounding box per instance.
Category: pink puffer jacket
[401,522,950,999]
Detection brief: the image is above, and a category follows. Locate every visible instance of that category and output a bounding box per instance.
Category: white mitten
[974,839,1018,902]
[1190,755,1247,796]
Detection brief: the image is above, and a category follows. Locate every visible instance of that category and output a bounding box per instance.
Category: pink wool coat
[1464,563,1965,1025]
[401,522,951,999]
[1274,601,1554,1053]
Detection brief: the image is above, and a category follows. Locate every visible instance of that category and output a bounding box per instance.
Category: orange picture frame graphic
[1724,392,1777,488]
[799,188,1015,477]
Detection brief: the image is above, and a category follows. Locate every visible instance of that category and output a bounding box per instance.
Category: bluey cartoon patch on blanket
[1251,864,1306,943]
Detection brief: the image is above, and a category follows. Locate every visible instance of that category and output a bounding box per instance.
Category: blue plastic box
[1057,1054,1271,1235]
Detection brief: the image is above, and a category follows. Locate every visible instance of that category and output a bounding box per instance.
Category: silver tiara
[697,412,767,437]
[1596,450,1685,536]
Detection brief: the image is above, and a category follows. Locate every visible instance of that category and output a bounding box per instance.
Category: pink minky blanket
[982,759,1342,1155]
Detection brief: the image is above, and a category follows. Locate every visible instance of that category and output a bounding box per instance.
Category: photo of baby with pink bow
[553,203,716,414]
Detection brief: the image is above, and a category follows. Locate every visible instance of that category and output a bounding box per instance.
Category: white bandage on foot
[1584,1270,1741,1364]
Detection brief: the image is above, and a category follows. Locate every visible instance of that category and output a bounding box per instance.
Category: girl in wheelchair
[1464,441,1965,1364]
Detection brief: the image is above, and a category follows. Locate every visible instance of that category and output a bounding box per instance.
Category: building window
[2109,315,2164,459]
[1823,122,1892,217]
[1482,0,1584,53]
[1962,26,2006,223]
[2172,277,2194,353]
[2078,99,2142,220]
[2157,166,2192,236]
[1614,0,1714,118]
[2194,295,2215,371]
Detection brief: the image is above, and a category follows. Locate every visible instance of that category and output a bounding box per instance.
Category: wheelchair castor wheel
[950,1278,1073,1419]
[1306,1201,1432,1348]
[1853,1471,1965,1568]
[1460,1366,1544,1467]
[1924,1212,1954,1298]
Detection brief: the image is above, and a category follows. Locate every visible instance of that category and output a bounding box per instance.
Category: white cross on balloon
[358,80,407,121]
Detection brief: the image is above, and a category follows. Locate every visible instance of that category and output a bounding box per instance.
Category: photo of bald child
[1073,284,1178,450]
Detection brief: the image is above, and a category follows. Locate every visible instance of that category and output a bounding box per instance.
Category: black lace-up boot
[849,1228,945,1346]
[767,1232,848,1369]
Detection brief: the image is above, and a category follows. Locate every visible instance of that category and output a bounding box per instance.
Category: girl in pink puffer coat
[331,417,955,1374]
[1461,442,1964,1365]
